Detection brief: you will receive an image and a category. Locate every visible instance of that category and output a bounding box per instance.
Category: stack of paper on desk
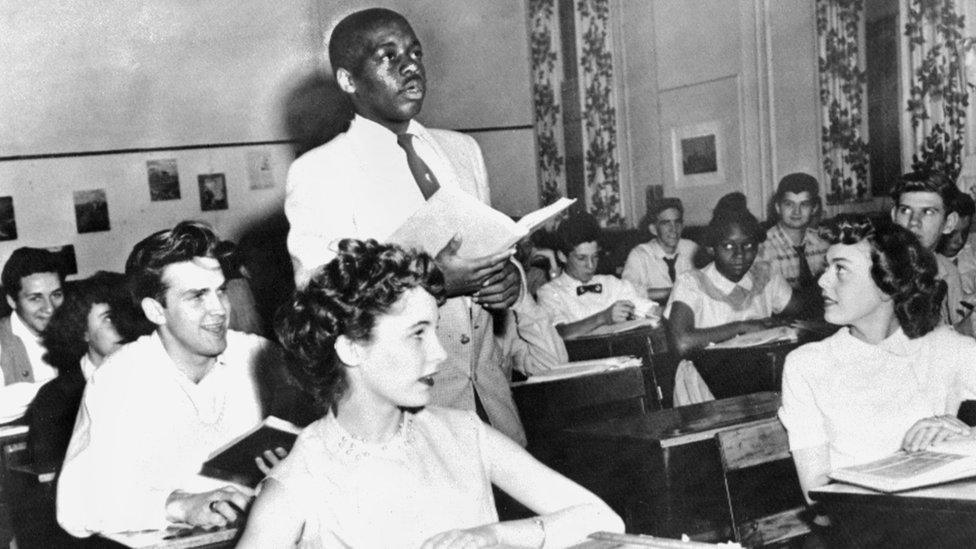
[388,188,575,257]
[516,356,642,385]
[707,325,798,349]
[829,437,976,493]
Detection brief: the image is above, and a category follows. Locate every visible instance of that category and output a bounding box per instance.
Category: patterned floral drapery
[575,0,623,227]
[905,0,973,185]
[817,0,870,205]
[528,0,567,206]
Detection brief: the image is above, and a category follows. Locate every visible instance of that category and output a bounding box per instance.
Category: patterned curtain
[575,0,624,227]
[817,0,870,205]
[905,0,973,187]
[528,0,567,206]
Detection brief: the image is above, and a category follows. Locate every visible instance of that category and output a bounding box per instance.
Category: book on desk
[829,437,976,493]
[102,525,238,549]
[512,356,643,385]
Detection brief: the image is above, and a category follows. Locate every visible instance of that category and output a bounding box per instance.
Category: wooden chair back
[715,419,809,547]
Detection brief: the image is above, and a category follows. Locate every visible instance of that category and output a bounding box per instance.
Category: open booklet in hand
[829,437,976,493]
[388,188,575,258]
[199,416,301,488]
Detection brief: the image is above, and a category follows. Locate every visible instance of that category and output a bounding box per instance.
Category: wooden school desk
[812,478,976,548]
[553,392,782,539]
[562,323,677,409]
[690,322,838,399]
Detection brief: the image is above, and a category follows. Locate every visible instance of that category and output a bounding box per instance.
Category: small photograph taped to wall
[198,173,229,211]
[45,244,78,276]
[147,158,181,201]
[246,151,276,190]
[74,189,110,233]
[0,197,17,241]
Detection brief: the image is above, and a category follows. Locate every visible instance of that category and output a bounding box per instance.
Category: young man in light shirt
[57,221,284,537]
[890,171,967,329]
[538,213,659,339]
[622,197,698,304]
[0,247,65,423]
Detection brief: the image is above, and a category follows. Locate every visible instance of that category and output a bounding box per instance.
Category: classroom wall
[614,0,820,226]
[0,0,538,276]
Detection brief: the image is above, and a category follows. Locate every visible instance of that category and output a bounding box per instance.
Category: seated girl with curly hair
[237,239,623,549]
[779,214,976,503]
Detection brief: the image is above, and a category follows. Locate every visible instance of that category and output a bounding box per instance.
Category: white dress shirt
[779,326,976,469]
[57,331,270,537]
[537,273,657,326]
[621,239,698,292]
[495,264,568,377]
[286,115,472,286]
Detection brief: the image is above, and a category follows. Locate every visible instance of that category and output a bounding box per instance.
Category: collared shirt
[57,331,271,537]
[936,253,966,326]
[621,239,698,293]
[286,115,469,286]
[79,354,96,382]
[949,241,976,296]
[537,273,657,326]
[11,311,57,385]
[495,264,568,377]
[779,326,976,469]
[664,263,792,328]
[757,224,829,288]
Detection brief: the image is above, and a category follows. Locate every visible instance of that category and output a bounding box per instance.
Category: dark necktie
[397,133,441,200]
[794,244,814,285]
[577,283,603,296]
[663,254,679,283]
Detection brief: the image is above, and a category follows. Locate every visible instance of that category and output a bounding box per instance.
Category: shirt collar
[350,114,430,144]
[704,262,753,292]
[148,331,229,383]
[649,240,679,259]
[837,325,917,358]
[772,223,817,247]
[10,311,41,344]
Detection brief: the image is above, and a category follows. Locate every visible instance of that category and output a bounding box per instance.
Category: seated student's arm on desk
[56,380,251,536]
[666,301,771,356]
[422,424,624,549]
[506,288,569,376]
[554,301,635,340]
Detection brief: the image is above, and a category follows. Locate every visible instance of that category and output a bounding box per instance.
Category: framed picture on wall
[0,197,17,241]
[671,121,725,188]
[198,173,229,211]
[147,159,181,201]
[246,151,276,190]
[74,189,110,233]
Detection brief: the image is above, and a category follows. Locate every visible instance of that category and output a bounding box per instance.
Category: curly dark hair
[702,195,766,248]
[275,239,445,414]
[819,214,945,338]
[555,213,602,254]
[42,272,146,372]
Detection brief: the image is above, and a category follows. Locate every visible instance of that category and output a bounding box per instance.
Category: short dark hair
[275,239,444,414]
[642,197,684,228]
[42,272,146,372]
[555,213,602,254]
[774,173,820,202]
[703,194,766,248]
[329,8,412,77]
[124,221,224,306]
[819,214,944,338]
[891,170,960,209]
[952,191,976,218]
[2,247,63,300]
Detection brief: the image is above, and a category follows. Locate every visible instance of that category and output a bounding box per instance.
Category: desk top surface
[564,391,780,447]
[812,477,976,506]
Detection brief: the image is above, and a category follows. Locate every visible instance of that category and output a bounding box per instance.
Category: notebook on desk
[512,356,643,385]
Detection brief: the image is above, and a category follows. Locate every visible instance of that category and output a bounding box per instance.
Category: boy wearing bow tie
[537,214,659,339]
